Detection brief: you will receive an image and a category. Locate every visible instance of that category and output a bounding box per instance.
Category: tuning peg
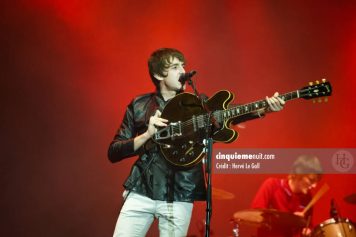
[313,99,316,103]
[324,97,328,102]
[309,82,313,86]
[322,78,326,83]
[316,80,320,84]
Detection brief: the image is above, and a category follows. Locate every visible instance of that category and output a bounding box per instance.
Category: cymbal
[212,187,235,200]
[344,193,356,204]
[232,209,306,228]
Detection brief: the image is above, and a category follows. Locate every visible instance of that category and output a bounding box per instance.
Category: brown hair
[148,48,185,88]
[289,155,323,181]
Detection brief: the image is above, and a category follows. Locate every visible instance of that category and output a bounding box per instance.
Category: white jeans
[113,191,193,237]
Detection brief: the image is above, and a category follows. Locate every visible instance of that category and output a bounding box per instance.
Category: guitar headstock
[299,79,332,100]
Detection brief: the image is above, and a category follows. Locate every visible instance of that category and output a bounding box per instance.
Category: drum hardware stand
[232,222,239,237]
[330,198,340,219]
[330,198,350,236]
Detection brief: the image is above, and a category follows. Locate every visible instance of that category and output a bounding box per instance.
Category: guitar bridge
[154,121,182,141]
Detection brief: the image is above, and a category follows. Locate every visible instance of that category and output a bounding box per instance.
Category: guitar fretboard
[213,90,300,122]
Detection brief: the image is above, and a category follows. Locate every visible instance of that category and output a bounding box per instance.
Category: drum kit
[232,209,355,237]
[212,186,356,237]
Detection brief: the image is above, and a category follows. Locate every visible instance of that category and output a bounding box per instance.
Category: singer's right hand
[146,110,168,138]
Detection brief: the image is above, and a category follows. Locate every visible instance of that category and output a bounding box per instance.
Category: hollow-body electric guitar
[152,80,332,167]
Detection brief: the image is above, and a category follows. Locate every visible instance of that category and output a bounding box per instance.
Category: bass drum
[312,218,356,237]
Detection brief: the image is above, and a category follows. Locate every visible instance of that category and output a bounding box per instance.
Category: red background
[1,1,356,236]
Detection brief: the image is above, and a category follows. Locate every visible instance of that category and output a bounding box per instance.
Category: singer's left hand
[266,92,285,111]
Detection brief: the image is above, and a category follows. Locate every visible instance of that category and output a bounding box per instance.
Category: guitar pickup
[154,121,182,141]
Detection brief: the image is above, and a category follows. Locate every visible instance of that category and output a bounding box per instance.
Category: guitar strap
[142,92,161,153]
[144,92,160,126]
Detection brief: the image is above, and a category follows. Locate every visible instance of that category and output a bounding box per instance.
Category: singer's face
[159,57,186,92]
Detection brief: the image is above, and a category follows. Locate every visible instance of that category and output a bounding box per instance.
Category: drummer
[251,155,323,237]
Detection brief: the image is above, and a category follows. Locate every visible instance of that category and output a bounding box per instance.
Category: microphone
[179,70,197,84]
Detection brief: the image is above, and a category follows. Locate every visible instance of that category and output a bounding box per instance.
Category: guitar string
[158,86,328,132]
[170,93,288,129]
[153,87,329,147]
[159,102,263,132]
[158,90,300,133]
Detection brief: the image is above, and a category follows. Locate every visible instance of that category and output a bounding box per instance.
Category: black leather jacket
[108,91,262,202]
[108,92,207,202]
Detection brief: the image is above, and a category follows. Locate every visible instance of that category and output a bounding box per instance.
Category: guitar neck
[217,90,300,121]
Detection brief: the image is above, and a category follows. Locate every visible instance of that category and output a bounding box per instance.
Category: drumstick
[301,183,330,216]
[301,215,312,235]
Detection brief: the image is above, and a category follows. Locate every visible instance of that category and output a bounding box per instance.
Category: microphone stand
[184,74,213,237]
[204,137,213,237]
